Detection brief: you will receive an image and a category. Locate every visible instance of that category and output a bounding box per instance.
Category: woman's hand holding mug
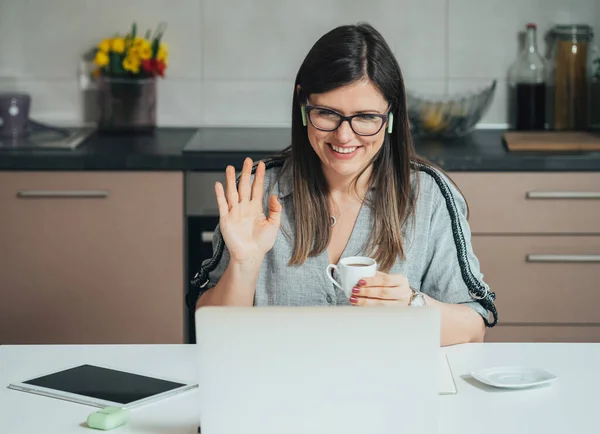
[326,256,413,305]
[326,256,377,298]
[350,271,414,306]
[215,157,282,264]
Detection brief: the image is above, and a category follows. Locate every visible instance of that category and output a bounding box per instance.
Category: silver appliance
[0,92,94,150]
[0,93,30,137]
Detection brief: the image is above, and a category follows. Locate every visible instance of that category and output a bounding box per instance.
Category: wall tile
[404,79,447,97]
[202,0,446,81]
[8,79,84,125]
[19,0,202,80]
[448,0,598,79]
[0,78,21,93]
[0,1,24,77]
[199,80,293,126]
[2,0,596,127]
[157,79,203,126]
[18,0,93,79]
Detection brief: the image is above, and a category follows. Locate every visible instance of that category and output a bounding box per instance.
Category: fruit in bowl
[406,80,497,138]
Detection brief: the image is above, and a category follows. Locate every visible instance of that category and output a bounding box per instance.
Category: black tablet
[8,364,198,409]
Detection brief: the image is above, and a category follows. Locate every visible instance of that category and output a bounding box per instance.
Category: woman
[188,22,497,346]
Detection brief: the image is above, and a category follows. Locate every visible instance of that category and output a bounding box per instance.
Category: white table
[1,343,598,433]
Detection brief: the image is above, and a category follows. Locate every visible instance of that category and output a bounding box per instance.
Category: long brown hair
[281,23,433,272]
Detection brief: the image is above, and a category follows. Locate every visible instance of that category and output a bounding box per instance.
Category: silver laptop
[195,306,441,434]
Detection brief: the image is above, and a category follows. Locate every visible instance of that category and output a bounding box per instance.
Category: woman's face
[305,79,390,181]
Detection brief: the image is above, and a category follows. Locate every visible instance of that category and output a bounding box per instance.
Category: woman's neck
[323,165,372,201]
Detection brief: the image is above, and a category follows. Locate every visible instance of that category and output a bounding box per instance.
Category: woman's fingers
[237,157,253,201]
[223,157,271,216]
[267,194,282,227]
[351,272,412,304]
[225,165,238,209]
[215,181,229,217]
[359,271,406,288]
[351,285,397,300]
[251,161,266,203]
[349,296,399,306]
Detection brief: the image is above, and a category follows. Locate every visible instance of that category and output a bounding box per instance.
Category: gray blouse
[189,158,498,327]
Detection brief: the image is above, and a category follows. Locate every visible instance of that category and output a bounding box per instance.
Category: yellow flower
[98,39,111,53]
[130,38,152,60]
[111,37,126,54]
[127,46,141,61]
[93,51,109,67]
[157,43,168,61]
[128,40,152,60]
[138,45,152,60]
[122,55,140,74]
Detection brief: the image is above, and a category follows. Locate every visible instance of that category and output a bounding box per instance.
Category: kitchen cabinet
[450,172,600,343]
[0,171,184,345]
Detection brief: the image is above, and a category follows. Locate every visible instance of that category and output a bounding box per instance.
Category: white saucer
[470,366,557,389]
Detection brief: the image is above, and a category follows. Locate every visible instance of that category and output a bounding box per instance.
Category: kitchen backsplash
[0,0,598,128]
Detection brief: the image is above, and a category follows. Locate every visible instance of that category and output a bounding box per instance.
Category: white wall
[0,0,597,127]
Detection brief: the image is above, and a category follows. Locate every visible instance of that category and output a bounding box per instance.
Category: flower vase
[97,76,157,134]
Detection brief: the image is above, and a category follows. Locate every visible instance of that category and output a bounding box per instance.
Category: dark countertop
[1,127,600,172]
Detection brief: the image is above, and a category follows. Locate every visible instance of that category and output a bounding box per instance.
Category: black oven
[185,171,227,343]
[182,129,291,342]
[186,215,219,343]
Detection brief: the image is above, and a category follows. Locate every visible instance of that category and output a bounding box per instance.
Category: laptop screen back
[195,306,441,434]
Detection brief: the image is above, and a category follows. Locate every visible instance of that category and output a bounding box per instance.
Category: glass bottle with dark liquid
[508,23,548,130]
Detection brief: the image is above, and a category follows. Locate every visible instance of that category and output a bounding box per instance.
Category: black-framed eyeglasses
[304,105,390,136]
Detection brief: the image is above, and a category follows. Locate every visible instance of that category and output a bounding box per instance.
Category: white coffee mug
[326,256,377,298]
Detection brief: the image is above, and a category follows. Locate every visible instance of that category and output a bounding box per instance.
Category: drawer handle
[17,190,109,198]
[527,254,600,263]
[526,191,600,199]
[201,231,214,243]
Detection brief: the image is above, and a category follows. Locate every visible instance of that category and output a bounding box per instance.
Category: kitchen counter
[1,127,600,172]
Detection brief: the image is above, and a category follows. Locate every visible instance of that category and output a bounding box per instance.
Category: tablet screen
[23,364,187,405]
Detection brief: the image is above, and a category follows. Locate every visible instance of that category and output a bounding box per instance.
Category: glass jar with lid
[547,24,594,130]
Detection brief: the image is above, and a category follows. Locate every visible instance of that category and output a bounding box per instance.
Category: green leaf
[151,36,161,58]
[110,52,124,75]
[131,22,137,39]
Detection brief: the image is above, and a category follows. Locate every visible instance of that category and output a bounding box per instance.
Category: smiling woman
[188,22,498,347]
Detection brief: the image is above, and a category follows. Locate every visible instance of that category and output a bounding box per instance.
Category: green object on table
[86,406,129,431]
